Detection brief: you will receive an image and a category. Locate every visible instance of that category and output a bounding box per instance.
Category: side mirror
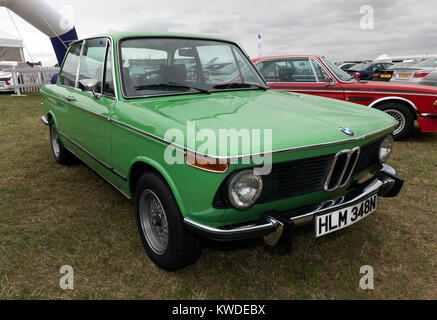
[79,79,100,99]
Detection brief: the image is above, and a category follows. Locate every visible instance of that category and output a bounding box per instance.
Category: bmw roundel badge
[340,126,354,136]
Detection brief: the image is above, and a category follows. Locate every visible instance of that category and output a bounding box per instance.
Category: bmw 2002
[41,33,403,270]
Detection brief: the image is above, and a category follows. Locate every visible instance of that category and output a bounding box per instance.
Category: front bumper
[184,164,403,243]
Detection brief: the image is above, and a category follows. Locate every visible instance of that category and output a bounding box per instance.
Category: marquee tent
[0,30,24,62]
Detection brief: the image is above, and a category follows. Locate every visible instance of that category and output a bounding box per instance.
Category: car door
[51,41,83,140]
[257,57,345,100]
[65,37,114,166]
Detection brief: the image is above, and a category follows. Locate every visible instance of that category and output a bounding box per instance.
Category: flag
[258,26,262,57]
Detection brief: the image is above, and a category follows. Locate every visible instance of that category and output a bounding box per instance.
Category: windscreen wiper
[135,82,211,94]
[213,82,268,91]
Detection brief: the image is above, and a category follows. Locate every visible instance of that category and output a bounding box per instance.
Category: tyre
[135,172,201,271]
[48,118,73,165]
[377,102,414,140]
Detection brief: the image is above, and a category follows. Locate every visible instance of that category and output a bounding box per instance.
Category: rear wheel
[377,102,414,140]
[135,172,202,271]
[48,118,73,165]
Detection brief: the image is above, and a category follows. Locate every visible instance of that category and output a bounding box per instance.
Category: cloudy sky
[0,0,436,66]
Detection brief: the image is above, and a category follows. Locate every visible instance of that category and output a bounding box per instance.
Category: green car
[40,32,403,271]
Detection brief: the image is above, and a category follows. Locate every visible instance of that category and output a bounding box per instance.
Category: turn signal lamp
[185,152,228,173]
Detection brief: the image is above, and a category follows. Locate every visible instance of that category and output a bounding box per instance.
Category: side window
[310,59,325,82]
[78,38,107,91]
[311,59,332,82]
[59,42,82,87]
[103,43,115,97]
[372,64,382,71]
[285,58,317,82]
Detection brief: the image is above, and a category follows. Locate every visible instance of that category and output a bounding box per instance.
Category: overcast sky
[0,0,436,66]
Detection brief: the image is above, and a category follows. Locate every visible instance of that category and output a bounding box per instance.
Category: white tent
[0,30,24,62]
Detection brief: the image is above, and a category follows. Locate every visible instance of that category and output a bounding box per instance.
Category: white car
[0,61,29,92]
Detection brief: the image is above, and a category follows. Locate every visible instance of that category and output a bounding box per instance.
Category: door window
[59,42,82,87]
[257,58,317,82]
[78,38,108,92]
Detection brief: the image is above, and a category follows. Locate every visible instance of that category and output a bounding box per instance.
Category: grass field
[0,92,436,299]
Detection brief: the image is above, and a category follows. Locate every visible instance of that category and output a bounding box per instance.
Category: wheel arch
[128,157,186,215]
[369,96,418,119]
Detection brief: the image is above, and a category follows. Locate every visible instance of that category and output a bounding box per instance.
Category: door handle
[65,95,76,102]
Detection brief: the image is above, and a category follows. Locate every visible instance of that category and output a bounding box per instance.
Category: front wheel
[135,172,201,271]
[377,102,414,140]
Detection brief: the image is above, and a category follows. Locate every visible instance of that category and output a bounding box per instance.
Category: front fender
[127,156,186,215]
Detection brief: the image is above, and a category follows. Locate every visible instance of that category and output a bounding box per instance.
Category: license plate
[0,82,4,87]
[399,74,411,78]
[315,194,377,237]
[380,74,391,78]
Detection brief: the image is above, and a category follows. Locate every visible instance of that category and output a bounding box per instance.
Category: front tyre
[48,118,73,165]
[135,172,201,271]
[378,102,414,140]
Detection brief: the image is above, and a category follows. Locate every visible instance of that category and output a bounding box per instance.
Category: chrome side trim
[368,96,420,115]
[421,113,437,118]
[58,131,127,181]
[111,120,395,160]
[63,144,131,200]
[40,91,110,121]
[42,88,395,160]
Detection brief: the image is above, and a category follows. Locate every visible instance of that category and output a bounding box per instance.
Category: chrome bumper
[184,164,403,244]
[41,116,48,126]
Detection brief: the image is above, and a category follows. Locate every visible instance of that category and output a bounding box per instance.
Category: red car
[253,55,437,140]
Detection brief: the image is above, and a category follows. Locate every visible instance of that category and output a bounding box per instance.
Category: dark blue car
[347,62,393,80]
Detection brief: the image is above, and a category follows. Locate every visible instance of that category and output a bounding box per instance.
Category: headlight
[379,135,394,163]
[227,170,263,210]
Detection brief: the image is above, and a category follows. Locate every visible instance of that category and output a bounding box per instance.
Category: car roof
[253,55,321,62]
[73,32,232,44]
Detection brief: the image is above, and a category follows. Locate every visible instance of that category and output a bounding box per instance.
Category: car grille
[258,154,333,203]
[213,137,384,208]
[353,138,382,175]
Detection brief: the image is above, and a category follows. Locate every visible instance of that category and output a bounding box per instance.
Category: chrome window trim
[57,40,84,90]
[116,35,268,100]
[310,58,337,84]
[58,36,118,101]
[254,57,338,85]
[320,57,356,84]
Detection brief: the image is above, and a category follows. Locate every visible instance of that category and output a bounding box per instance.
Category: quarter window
[103,43,115,97]
[59,42,82,87]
